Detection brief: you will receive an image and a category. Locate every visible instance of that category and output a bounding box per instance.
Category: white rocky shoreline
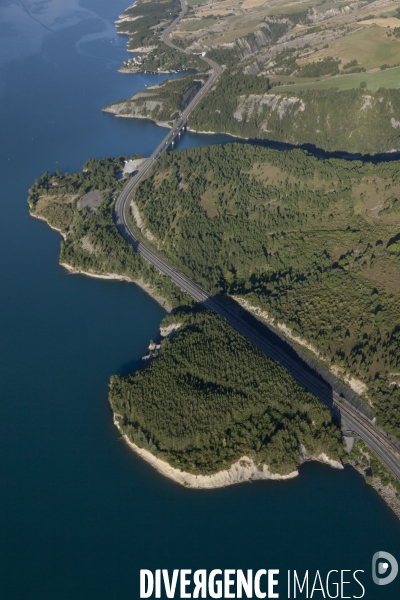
[113,413,343,489]
[113,319,343,489]
[103,102,248,139]
[60,263,173,312]
[30,211,67,239]
[31,212,344,490]
[30,208,174,311]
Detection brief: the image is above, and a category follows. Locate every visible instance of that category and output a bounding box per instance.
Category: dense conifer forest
[133,144,400,434]
[109,308,343,474]
[189,86,400,155]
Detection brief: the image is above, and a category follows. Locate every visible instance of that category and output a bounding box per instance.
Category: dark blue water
[0,1,400,599]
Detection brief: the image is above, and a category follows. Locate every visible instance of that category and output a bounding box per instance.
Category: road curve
[113,1,400,480]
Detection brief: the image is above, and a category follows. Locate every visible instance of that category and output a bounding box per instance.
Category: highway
[114,0,222,204]
[113,1,400,481]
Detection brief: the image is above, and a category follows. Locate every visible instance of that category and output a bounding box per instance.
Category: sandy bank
[113,415,343,489]
[119,67,183,75]
[102,105,248,137]
[60,263,172,312]
[301,445,343,470]
[126,45,157,53]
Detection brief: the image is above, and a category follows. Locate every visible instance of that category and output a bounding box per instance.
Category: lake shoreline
[104,101,400,161]
[102,106,172,129]
[102,104,249,139]
[30,206,172,312]
[29,208,400,517]
[113,414,343,489]
[60,263,172,312]
[30,211,67,239]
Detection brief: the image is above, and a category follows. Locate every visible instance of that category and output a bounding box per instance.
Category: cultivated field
[270,66,400,92]
[298,26,400,71]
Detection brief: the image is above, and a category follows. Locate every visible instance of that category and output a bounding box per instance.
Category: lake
[0,0,399,598]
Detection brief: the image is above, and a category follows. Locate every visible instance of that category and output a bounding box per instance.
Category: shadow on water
[174,127,400,164]
[116,358,143,377]
[248,137,400,163]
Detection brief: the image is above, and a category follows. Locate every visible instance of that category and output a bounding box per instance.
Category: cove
[0,0,400,599]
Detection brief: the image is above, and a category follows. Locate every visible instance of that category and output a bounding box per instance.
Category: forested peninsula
[110,308,344,482]
[27,154,348,484]
[27,142,400,501]
[27,157,190,312]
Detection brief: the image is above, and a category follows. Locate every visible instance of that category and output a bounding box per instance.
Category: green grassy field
[270,66,400,92]
[265,1,316,16]
[186,0,208,5]
[300,26,400,71]
[317,1,346,10]
[181,18,218,31]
